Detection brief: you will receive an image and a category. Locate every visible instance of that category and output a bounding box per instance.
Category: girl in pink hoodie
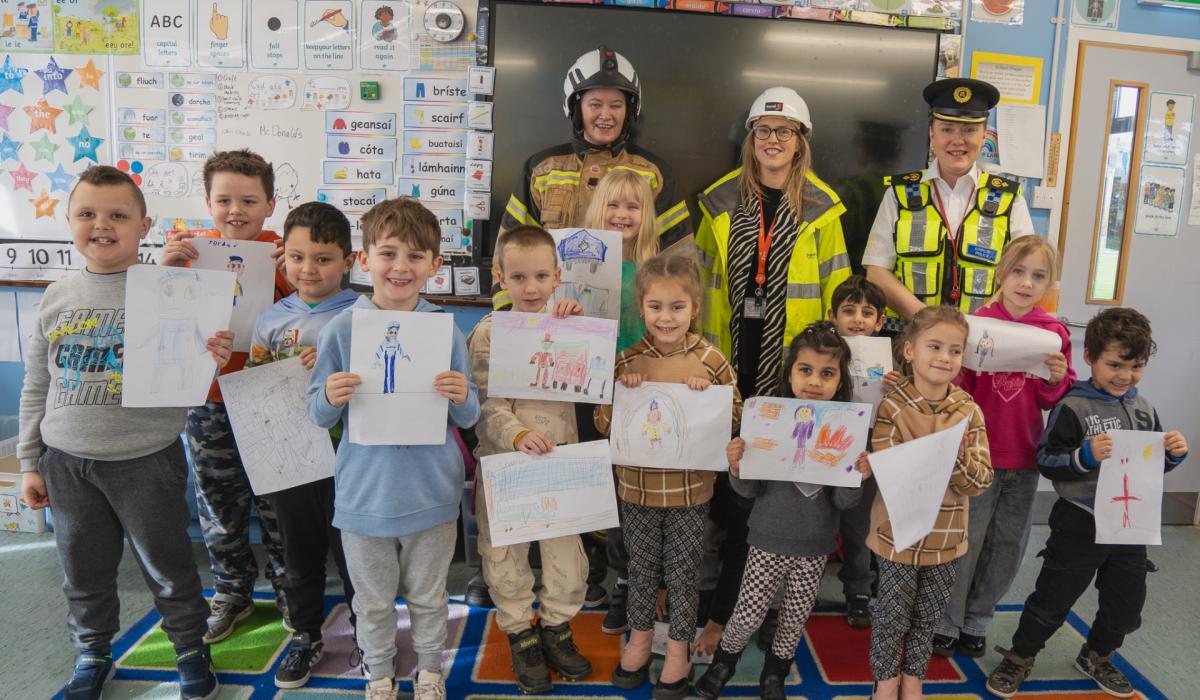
[933,236,1075,659]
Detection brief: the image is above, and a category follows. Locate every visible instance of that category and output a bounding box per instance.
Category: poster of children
[1142,92,1193,167]
[1133,165,1185,238]
[52,0,139,54]
[0,0,51,52]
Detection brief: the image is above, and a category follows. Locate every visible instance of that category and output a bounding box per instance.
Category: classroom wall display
[480,439,620,547]
[0,52,110,239]
[610,381,734,471]
[219,356,337,494]
[486,310,618,404]
[347,307,453,445]
[121,265,235,408]
[1,0,484,281]
[548,227,622,321]
[1134,164,1185,237]
[1070,0,1120,30]
[190,237,276,352]
[1143,92,1193,167]
[970,0,1023,25]
[738,396,870,488]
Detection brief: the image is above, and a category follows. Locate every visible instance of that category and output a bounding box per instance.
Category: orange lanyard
[754,191,777,289]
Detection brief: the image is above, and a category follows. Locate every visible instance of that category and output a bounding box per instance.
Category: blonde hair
[584,169,658,265]
[737,121,814,221]
[635,254,703,331]
[991,236,1058,304]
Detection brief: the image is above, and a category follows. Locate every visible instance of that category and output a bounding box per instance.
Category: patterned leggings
[720,545,826,659]
[870,558,957,680]
[621,501,708,642]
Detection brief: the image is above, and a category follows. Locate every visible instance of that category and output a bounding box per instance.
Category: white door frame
[1050,28,1200,245]
[1053,29,1200,526]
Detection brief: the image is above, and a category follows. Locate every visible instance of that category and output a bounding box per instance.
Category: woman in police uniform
[863,78,1034,325]
[696,87,851,400]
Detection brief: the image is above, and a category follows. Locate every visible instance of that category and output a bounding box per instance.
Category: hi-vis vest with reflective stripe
[695,168,850,361]
[886,169,1019,315]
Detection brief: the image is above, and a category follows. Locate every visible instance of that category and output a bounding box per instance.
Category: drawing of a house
[557,229,608,273]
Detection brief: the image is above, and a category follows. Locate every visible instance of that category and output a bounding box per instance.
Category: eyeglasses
[752,125,799,142]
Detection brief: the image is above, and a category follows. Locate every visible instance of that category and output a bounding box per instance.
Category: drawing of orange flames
[757,401,782,420]
[809,424,855,466]
[752,437,778,450]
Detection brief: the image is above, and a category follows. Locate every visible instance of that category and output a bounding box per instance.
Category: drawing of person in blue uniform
[374,321,409,394]
[226,255,245,307]
[583,354,607,398]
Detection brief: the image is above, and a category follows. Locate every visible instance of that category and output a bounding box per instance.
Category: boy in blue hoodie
[307,198,479,700]
[986,308,1187,699]
[246,201,359,689]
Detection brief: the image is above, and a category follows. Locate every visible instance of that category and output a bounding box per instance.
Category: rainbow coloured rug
[70,594,1167,699]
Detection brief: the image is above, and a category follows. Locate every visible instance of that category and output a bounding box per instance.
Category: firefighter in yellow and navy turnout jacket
[864,78,1034,323]
[696,87,851,400]
[491,46,690,310]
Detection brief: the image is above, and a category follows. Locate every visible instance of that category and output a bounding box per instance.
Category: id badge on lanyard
[746,192,774,320]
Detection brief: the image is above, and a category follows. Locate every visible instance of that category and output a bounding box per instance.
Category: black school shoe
[932,633,959,657]
[274,633,324,688]
[846,594,872,629]
[610,659,649,690]
[601,582,629,634]
[759,650,792,700]
[465,569,494,608]
[959,633,987,658]
[693,646,741,699]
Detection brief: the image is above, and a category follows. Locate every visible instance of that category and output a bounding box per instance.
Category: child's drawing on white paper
[122,265,235,408]
[192,237,276,352]
[488,311,618,405]
[610,382,733,471]
[481,440,620,547]
[1095,430,1166,545]
[548,228,623,321]
[220,357,336,494]
[739,396,870,486]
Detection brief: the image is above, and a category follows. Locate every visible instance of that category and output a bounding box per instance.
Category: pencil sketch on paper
[1095,429,1165,546]
[481,440,620,547]
[739,396,871,487]
[609,382,733,471]
[548,228,623,321]
[192,237,276,353]
[122,265,235,408]
[220,358,336,495]
[488,311,618,404]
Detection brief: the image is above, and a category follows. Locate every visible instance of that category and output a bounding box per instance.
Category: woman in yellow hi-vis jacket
[863,78,1034,327]
[696,87,851,401]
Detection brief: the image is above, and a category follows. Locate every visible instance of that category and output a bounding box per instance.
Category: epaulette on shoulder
[982,174,1019,193]
[885,170,924,187]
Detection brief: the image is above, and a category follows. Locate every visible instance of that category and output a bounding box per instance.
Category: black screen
[486,2,939,271]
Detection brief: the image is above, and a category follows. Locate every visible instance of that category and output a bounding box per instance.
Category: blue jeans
[937,467,1039,638]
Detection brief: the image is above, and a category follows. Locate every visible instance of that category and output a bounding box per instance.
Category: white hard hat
[562,46,642,119]
[745,87,812,135]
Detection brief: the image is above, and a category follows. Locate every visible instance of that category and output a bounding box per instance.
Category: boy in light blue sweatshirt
[246,202,359,690]
[306,198,479,700]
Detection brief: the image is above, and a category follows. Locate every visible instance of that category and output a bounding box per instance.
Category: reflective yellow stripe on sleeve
[505,195,531,225]
[656,201,689,232]
[608,165,659,190]
[532,171,581,192]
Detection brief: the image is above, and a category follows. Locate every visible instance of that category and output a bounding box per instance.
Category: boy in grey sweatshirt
[18,167,233,700]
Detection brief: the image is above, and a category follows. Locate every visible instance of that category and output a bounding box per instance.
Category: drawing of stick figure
[529,332,554,389]
[374,322,409,394]
[146,271,208,391]
[583,354,608,398]
[1111,472,1141,529]
[641,399,672,448]
[226,255,245,307]
[792,404,816,466]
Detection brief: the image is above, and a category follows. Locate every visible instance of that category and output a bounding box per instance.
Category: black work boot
[693,645,742,699]
[537,621,592,681]
[759,650,792,700]
[507,627,552,694]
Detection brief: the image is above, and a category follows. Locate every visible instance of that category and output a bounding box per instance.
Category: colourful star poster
[52,0,140,55]
[0,52,108,239]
